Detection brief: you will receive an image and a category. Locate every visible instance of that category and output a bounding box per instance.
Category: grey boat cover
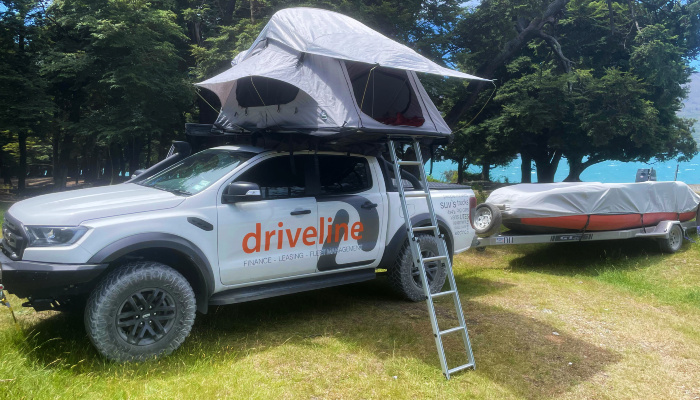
[196,7,488,138]
[486,182,700,218]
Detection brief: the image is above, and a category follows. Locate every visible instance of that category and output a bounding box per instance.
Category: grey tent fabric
[195,7,488,138]
[241,7,489,80]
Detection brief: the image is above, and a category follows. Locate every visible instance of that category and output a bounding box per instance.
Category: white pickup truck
[0,145,476,361]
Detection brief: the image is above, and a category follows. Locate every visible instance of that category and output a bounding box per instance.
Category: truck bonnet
[7,183,186,226]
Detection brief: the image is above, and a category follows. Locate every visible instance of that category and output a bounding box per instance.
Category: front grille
[2,213,26,260]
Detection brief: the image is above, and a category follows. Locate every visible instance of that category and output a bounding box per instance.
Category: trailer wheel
[388,234,448,302]
[473,203,502,237]
[659,224,683,254]
[85,262,196,362]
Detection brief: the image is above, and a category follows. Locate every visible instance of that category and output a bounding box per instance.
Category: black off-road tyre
[388,234,448,302]
[473,203,502,237]
[85,262,196,362]
[658,224,683,254]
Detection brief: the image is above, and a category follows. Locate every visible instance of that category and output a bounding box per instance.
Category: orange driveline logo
[243,217,364,254]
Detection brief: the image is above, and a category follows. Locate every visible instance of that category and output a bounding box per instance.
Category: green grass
[2,216,700,398]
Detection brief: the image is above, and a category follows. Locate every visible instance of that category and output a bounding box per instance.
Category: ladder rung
[389,139,475,379]
[431,290,455,298]
[439,326,465,336]
[448,363,474,375]
[397,160,422,166]
[412,225,438,232]
[422,255,447,263]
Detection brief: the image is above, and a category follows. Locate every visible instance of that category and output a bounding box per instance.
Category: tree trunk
[521,153,532,183]
[481,162,491,181]
[56,133,74,191]
[222,0,238,26]
[109,142,119,185]
[88,153,98,181]
[457,158,464,184]
[118,147,126,179]
[17,131,27,194]
[564,156,584,182]
[107,145,114,185]
[129,135,142,176]
[534,151,562,183]
[83,136,97,181]
[52,124,60,185]
[146,132,152,167]
[564,156,602,182]
[0,149,11,185]
[75,156,80,185]
[607,0,615,35]
[627,0,641,32]
[535,162,555,183]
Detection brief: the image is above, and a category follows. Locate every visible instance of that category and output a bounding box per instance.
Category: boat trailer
[473,219,699,254]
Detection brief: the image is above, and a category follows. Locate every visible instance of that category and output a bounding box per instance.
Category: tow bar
[0,284,17,324]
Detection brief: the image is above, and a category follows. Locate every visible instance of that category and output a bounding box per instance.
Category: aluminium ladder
[387,138,475,380]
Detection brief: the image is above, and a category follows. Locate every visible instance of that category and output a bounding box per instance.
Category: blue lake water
[427,153,700,184]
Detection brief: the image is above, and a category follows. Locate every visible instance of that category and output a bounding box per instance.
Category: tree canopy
[444,0,699,182]
[0,0,697,190]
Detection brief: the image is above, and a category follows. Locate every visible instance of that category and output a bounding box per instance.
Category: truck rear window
[318,155,372,195]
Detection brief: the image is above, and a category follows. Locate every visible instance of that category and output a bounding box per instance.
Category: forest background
[1,0,698,193]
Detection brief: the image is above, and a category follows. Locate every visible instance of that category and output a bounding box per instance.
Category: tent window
[236,76,300,108]
[346,61,424,127]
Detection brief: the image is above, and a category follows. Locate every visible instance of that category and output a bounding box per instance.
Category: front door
[217,155,319,285]
[314,155,385,271]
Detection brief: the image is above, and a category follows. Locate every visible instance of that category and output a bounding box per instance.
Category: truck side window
[317,155,372,195]
[236,155,307,199]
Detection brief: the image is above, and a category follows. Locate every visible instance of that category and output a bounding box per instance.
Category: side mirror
[222,181,262,204]
[132,169,145,178]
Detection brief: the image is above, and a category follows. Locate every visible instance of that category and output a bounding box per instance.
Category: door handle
[290,209,312,215]
[361,201,378,210]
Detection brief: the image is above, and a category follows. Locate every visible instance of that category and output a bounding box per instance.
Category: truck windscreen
[138,149,255,195]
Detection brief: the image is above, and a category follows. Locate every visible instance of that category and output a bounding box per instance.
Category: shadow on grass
[504,237,692,277]
[13,274,620,399]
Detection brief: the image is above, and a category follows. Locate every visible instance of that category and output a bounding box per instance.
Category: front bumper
[0,249,107,301]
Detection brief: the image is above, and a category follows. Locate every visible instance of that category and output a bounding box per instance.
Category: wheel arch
[378,213,454,270]
[88,233,214,314]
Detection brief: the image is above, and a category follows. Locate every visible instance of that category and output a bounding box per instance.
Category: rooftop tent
[195,7,489,143]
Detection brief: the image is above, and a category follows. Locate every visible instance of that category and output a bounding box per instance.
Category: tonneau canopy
[195,8,488,142]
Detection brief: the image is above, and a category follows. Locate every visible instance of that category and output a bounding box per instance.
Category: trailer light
[469,196,477,229]
[24,226,88,247]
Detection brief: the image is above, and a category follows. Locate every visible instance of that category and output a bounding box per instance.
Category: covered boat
[193,7,489,149]
[483,182,700,233]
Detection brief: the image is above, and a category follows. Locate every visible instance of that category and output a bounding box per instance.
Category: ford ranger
[0,145,476,361]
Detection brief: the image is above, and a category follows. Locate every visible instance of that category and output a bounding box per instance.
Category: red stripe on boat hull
[518,212,695,232]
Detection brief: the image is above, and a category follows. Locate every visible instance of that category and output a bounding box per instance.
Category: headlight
[24,226,88,247]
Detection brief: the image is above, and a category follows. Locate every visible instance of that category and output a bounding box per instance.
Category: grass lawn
[2,220,700,398]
